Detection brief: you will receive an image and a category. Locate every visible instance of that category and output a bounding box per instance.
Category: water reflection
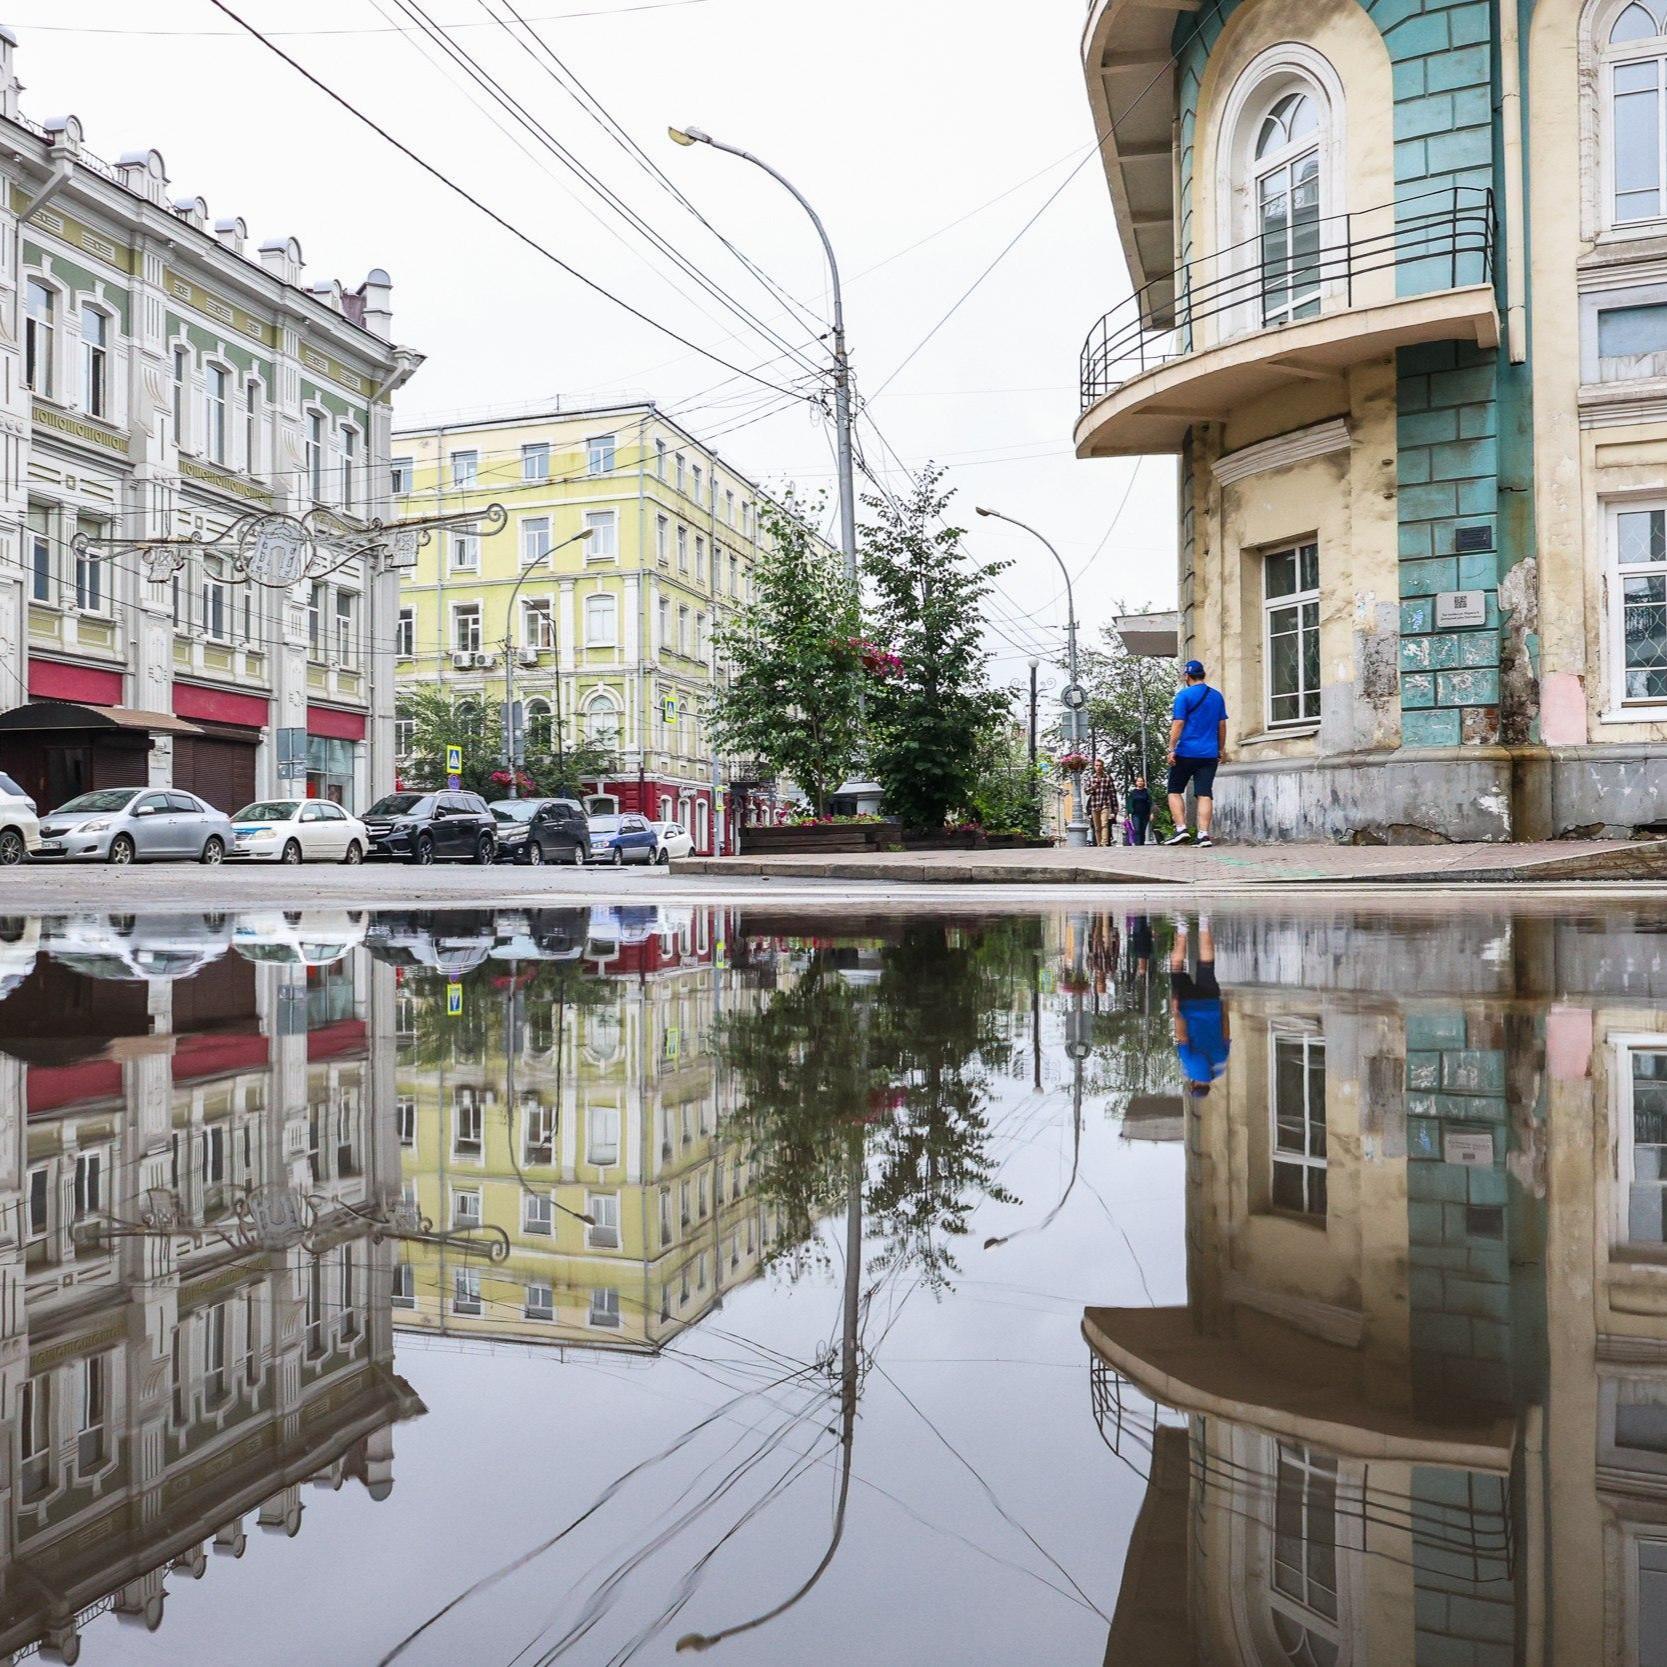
[5,903,1667,1662]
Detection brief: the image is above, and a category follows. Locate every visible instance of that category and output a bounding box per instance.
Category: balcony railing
[1080,186,1495,412]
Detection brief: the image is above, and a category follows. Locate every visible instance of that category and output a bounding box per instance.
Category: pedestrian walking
[1170,915,1229,1097]
[1164,659,1228,848]
[1126,776,1152,846]
[1085,758,1118,848]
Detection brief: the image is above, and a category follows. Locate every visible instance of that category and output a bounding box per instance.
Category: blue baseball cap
[1184,659,1206,677]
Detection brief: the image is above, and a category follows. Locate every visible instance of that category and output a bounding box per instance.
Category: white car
[229,799,369,864]
[651,820,694,863]
[0,772,41,866]
[233,909,368,968]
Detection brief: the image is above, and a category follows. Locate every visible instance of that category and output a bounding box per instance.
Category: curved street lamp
[501,524,593,797]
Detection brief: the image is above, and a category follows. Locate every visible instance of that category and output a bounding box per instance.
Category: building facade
[0,28,420,816]
[1076,0,1667,841]
[390,402,813,853]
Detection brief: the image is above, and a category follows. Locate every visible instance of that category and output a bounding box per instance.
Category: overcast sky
[14,0,1177,692]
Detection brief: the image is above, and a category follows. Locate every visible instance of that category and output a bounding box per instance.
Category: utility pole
[499,525,592,796]
[1027,659,1038,768]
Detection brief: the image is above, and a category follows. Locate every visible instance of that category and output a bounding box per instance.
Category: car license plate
[37,841,62,853]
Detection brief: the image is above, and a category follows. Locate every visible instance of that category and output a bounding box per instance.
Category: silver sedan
[36,788,236,864]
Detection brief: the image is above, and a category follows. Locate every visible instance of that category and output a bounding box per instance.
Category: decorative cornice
[1579,381,1667,429]
[178,454,273,504]
[1212,418,1352,488]
[32,402,129,456]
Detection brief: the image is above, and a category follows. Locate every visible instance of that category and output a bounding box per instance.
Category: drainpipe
[1498,0,1527,364]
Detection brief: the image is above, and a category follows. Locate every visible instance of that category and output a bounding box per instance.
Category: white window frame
[395,608,415,659]
[521,516,552,565]
[80,301,110,419]
[1613,1031,1667,1256]
[1269,1026,1327,1218]
[587,433,617,475]
[1263,541,1322,732]
[523,1192,554,1235]
[306,409,327,501]
[587,1104,621,1167]
[583,691,621,747]
[204,362,231,466]
[522,598,555,651]
[1607,498,1667,716]
[521,441,549,482]
[23,276,58,400]
[525,1281,555,1320]
[587,1191,620,1250]
[74,515,109,616]
[584,510,618,559]
[340,422,359,511]
[1600,1,1667,234]
[584,592,618,648]
[390,453,413,496]
[589,1288,621,1328]
[451,1187,482,1228]
[244,376,264,475]
[451,449,479,488]
[1267,1441,1344,1659]
[453,603,483,656]
[453,1265,482,1314]
[450,530,480,572]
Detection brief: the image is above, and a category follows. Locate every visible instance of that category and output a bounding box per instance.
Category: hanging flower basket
[1058,752,1089,774]
[488,767,538,793]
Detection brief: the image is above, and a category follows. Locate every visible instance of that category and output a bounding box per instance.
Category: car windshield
[589,816,622,833]
[367,794,429,817]
[0,773,26,799]
[234,802,298,821]
[490,801,535,824]
[56,790,139,814]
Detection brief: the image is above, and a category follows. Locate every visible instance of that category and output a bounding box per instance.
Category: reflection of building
[394,906,785,1352]
[0,913,421,1662]
[1085,912,1667,1666]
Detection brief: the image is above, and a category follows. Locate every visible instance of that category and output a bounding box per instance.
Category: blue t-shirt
[1176,999,1229,1085]
[1172,683,1227,758]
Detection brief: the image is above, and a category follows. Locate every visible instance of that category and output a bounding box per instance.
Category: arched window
[525,697,553,753]
[1267,1443,1342,1666]
[1604,2,1667,226]
[582,691,621,749]
[1249,86,1323,324]
[584,592,617,647]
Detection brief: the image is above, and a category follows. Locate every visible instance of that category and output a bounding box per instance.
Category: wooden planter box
[739,822,899,855]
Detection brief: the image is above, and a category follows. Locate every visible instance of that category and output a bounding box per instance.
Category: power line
[15,1,709,36]
[202,0,818,403]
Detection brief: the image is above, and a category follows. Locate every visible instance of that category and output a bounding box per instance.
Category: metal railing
[1079,185,1495,412]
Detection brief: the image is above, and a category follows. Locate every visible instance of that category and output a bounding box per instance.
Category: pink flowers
[836,635,904,679]
[489,767,538,792]
[1058,752,1089,773]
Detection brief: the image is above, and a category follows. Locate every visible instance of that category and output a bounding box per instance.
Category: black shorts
[1166,755,1218,798]
[1171,964,1219,1002]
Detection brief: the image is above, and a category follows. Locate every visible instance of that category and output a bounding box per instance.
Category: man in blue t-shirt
[1170,916,1229,1098]
[1165,659,1228,848]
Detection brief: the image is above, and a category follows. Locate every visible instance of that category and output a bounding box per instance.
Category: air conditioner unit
[518,646,541,667]
[473,651,496,670]
[451,650,473,670]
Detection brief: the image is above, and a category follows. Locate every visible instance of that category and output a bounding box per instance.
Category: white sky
[12,0,1178,693]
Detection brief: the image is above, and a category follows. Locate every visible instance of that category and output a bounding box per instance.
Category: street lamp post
[499,525,593,797]
[669,125,880,810]
[975,506,1090,848]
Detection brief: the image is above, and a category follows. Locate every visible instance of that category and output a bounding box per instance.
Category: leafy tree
[396,683,615,798]
[860,468,1010,831]
[962,721,1043,835]
[707,494,862,816]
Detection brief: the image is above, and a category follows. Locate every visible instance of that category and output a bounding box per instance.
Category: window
[588,1105,620,1166]
[394,706,415,756]
[584,694,621,747]
[307,411,325,500]
[206,364,230,464]
[396,608,415,659]
[585,593,618,646]
[453,1266,482,1315]
[695,535,706,584]
[202,558,229,641]
[675,452,686,492]
[696,612,707,662]
[391,1262,415,1308]
[587,433,616,475]
[524,1193,554,1235]
[205,1303,230,1407]
[521,516,552,564]
[306,1258,325,1358]
[692,463,703,502]
[525,697,553,752]
[677,606,690,658]
[724,488,734,524]
[589,1288,621,1328]
[171,344,188,440]
[390,454,413,495]
[677,525,689,572]
[1608,4,1667,226]
[1638,1538,1667,1665]
[1270,1443,1340,1663]
[81,304,107,416]
[584,510,617,558]
[1271,1032,1327,1217]
[1251,90,1323,324]
[395,1096,416,1147]
[24,279,53,396]
[524,1103,556,1165]
[28,506,51,603]
[1264,542,1321,729]
[657,515,669,564]
[245,380,262,472]
[20,1374,50,1501]
[454,1096,483,1156]
[728,553,738,597]
[335,589,358,665]
[340,424,358,507]
[655,437,668,478]
[452,449,478,488]
[1623,1043,1667,1244]
[588,1192,620,1249]
[75,516,105,614]
[451,530,479,571]
[77,1356,106,1473]
[523,599,555,651]
[452,1189,482,1228]
[526,1282,554,1321]
[522,441,549,482]
[1614,504,1667,704]
[658,597,671,653]
[73,1150,102,1219]
[307,582,324,655]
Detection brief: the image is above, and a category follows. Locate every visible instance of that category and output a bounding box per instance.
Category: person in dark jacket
[1126,776,1152,846]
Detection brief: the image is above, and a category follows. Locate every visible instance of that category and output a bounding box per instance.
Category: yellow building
[390,403,825,852]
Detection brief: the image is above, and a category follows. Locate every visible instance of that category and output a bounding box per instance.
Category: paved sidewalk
[681,838,1667,887]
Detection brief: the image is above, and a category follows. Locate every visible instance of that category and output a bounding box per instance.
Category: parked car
[229,799,369,864]
[362,790,496,864]
[651,820,694,864]
[36,788,234,864]
[233,909,368,968]
[587,812,659,866]
[489,797,591,866]
[0,772,40,866]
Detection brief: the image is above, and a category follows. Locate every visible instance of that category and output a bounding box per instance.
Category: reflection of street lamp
[975,507,1088,848]
[501,526,594,797]
[503,965,594,1226]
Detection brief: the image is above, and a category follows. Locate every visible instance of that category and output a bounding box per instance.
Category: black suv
[489,797,592,866]
[363,790,496,864]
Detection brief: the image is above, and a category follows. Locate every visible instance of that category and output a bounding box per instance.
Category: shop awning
[0,700,204,736]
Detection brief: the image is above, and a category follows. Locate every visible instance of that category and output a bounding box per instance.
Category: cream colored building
[1075,0,1667,840]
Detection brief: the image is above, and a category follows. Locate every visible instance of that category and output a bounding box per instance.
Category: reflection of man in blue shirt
[1170,917,1228,1098]
[1165,660,1228,849]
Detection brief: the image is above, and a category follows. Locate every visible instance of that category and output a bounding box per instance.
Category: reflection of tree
[719,920,1032,1292]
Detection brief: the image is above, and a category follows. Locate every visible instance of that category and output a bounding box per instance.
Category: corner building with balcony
[1077,0,1667,840]
[0,28,419,816]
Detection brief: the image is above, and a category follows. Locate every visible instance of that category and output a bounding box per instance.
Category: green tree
[396,683,614,798]
[1046,615,1178,795]
[962,721,1043,835]
[706,494,862,816]
[860,467,1010,831]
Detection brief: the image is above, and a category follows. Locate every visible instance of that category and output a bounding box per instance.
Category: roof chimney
[213,216,247,255]
[257,236,303,285]
[115,148,169,206]
[353,268,393,339]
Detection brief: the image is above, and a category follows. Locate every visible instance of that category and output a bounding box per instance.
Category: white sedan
[651,820,694,863]
[229,799,368,864]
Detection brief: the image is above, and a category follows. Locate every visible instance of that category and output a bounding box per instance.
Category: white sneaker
[1163,830,1191,845]
[1195,834,1214,848]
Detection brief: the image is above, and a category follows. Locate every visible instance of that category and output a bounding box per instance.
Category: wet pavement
[0,897,1664,1663]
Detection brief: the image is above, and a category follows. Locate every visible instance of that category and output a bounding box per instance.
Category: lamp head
[668,126,710,147]
[576,526,595,540]
[974,506,994,518]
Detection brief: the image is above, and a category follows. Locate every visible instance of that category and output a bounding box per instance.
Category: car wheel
[200,837,225,866]
[475,834,494,865]
[281,840,303,866]
[526,842,544,866]
[0,829,23,866]
[107,835,135,865]
[413,834,435,866]
[610,845,623,867]
[343,841,364,865]
[572,842,587,867]
[653,846,670,867]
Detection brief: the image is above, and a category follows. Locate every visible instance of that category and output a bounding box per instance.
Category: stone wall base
[1212,745,1667,843]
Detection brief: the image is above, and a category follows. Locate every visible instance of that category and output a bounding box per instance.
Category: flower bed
[739,820,901,855]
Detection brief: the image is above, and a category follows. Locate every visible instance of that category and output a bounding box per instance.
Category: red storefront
[595,778,719,854]
[171,682,269,811]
